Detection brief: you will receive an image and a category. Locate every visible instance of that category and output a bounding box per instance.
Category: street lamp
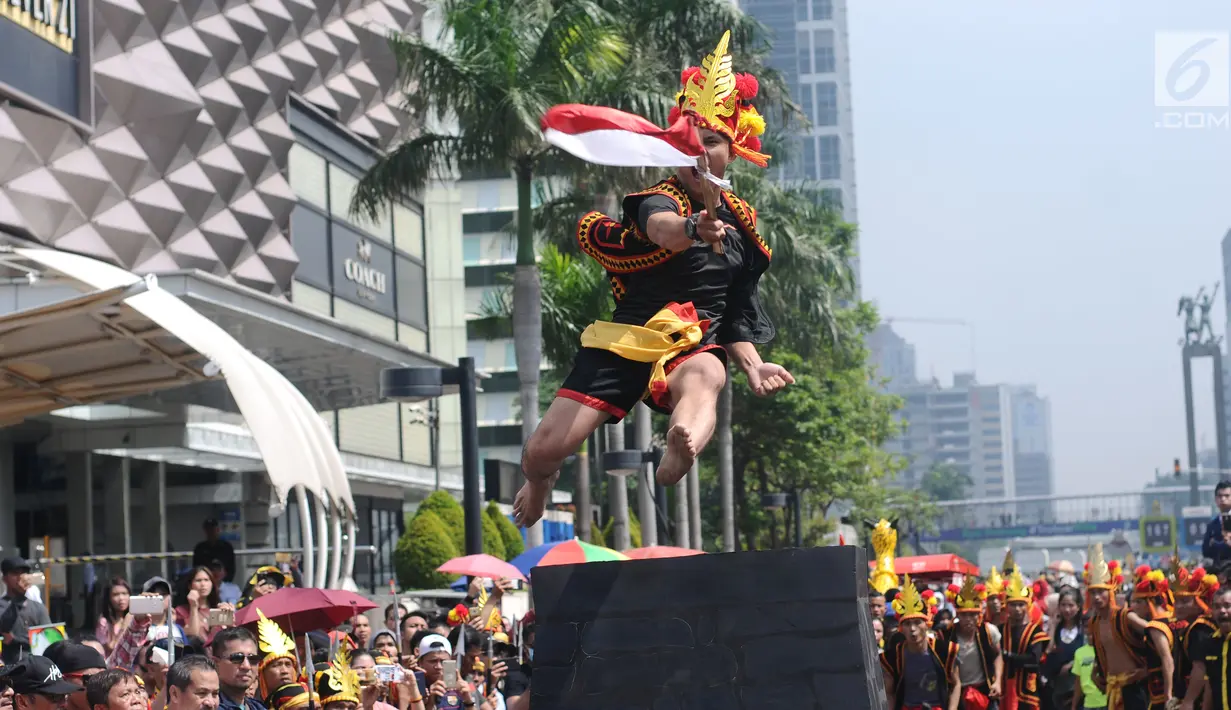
[381,358,482,557]
[603,447,668,543]
[761,491,802,548]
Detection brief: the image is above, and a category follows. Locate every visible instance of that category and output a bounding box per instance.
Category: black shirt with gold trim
[1197,627,1231,710]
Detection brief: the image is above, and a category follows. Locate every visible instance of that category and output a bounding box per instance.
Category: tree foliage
[415,491,466,553]
[601,508,643,549]
[486,502,526,559]
[395,511,458,590]
[921,463,973,502]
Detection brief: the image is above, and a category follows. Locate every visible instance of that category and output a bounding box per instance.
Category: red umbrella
[234,587,378,633]
[623,546,706,560]
[437,554,526,582]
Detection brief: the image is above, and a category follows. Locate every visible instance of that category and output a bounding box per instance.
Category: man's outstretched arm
[724,341,794,397]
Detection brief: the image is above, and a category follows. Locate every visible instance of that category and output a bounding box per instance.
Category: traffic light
[1175,458,1182,478]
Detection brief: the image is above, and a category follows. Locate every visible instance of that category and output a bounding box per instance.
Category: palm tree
[353,0,646,545]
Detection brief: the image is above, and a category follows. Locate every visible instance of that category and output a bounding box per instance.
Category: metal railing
[30,546,378,567]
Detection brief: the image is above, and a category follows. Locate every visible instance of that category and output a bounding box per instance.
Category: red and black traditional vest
[944,622,1000,688]
[881,632,958,710]
[1176,616,1216,701]
[1001,620,1049,707]
[1090,609,1174,705]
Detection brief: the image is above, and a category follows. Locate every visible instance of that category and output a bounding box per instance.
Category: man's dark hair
[209,626,256,657]
[407,629,433,655]
[167,656,217,691]
[85,669,134,708]
[446,624,482,652]
[384,603,403,621]
[1218,481,1231,495]
[868,589,885,600]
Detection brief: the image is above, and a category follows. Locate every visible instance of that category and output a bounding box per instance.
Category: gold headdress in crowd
[315,646,360,706]
[257,610,300,701]
[1173,556,1220,613]
[1002,549,1016,575]
[1132,563,1174,620]
[892,575,931,624]
[667,30,771,167]
[266,684,319,710]
[947,576,987,614]
[868,520,898,595]
[1005,568,1033,603]
[1083,544,1123,590]
[984,566,1005,598]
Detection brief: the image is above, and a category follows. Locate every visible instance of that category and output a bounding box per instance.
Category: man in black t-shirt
[513,34,790,530]
[192,519,236,582]
[1189,586,1231,710]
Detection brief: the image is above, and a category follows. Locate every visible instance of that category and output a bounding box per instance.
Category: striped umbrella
[623,546,705,560]
[509,539,627,578]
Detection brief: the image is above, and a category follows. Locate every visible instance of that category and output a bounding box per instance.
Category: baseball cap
[44,643,106,675]
[416,634,452,659]
[1,656,84,695]
[0,557,31,575]
[142,576,172,595]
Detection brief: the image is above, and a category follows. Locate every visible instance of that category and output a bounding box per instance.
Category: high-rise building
[886,373,1017,517]
[1010,385,1054,522]
[867,323,917,392]
[736,0,860,287]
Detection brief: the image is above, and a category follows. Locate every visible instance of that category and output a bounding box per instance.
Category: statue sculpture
[1179,282,1221,346]
[868,519,898,594]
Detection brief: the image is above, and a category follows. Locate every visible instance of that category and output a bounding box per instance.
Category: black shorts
[558,345,727,421]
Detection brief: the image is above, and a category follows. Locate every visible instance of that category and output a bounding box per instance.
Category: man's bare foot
[513,473,558,528]
[655,424,696,486]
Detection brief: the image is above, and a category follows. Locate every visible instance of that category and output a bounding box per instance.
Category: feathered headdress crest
[256,610,300,701]
[892,575,937,624]
[984,566,1005,597]
[1173,558,1220,613]
[1005,568,1032,603]
[949,577,986,613]
[315,645,360,706]
[1132,563,1174,619]
[667,30,771,167]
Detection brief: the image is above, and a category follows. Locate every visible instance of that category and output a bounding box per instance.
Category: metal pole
[1183,347,1200,506]
[121,457,132,582]
[1214,345,1229,473]
[458,357,483,556]
[674,479,689,548]
[792,492,802,548]
[575,435,591,543]
[84,453,94,556]
[718,378,735,552]
[634,404,656,547]
[157,461,167,579]
[687,461,701,550]
[655,482,669,544]
[606,423,630,550]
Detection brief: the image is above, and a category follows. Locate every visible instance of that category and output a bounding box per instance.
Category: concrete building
[1010,385,1054,522]
[867,322,916,392]
[735,0,861,287]
[887,373,1016,519]
[0,0,482,606]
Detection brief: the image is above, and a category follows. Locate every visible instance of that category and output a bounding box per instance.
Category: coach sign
[331,222,395,316]
[0,0,93,129]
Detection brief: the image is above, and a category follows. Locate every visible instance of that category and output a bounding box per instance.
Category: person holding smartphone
[1201,481,1231,568]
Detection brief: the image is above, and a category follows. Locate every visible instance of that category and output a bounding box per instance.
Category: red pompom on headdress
[446,603,470,627]
[673,31,770,167]
[945,584,961,603]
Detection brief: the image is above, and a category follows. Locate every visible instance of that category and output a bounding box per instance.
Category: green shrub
[486,502,525,560]
[481,511,507,560]
[591,520,607,548]
[601,508,642,549]
[416,490,465,552]
[394,511,458,590]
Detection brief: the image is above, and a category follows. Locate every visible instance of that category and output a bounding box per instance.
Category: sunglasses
[224,654,262,666]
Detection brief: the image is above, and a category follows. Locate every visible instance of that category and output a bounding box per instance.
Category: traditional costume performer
[561,35,774,422]
[314,646,361,710]
[985,553,1011,628]
[945,577,1002,710]
[266,684,319,710]
[882,576,957,710]
[1128,565,1176,709]
[257,610,303,705]
[999,569,1049,710]
[1087,544,1156,710]
[237,566,295,609]
[1170,560,1219,704]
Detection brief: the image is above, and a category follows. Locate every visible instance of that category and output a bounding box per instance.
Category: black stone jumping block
[529,545,887,710]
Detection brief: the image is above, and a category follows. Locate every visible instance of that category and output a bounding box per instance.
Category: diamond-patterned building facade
[0,0,420,297]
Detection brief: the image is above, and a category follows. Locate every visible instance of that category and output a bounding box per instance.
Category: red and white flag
[541,104,704,168]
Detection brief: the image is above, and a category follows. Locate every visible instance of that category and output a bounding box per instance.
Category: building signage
[330,223,395,317]
[1,0,76,53]
[343,238,388,301]
[919,519,1139,543]
[1140,516,1175,553]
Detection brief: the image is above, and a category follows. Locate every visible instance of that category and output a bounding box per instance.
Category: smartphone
[208,608,234,626]
[375,665,404,683]
[1222,513,1231,534]
[357,668,377,686]
[442,660,458,689]
[129,595,165,615]
[275,552,292,564]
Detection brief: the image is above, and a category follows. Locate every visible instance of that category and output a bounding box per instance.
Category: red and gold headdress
[984,566,1005,598]
[257,610,301,701]
[892,575,938,624]
[1173,559,1220,614]
[947,577,987,614]
[667,31,770,168]
[1005,568,1033,604]
[314,646,359,706]
[1132,564,1174,620]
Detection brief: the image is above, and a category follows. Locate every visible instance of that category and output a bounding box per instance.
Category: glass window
[796,30,811,74]
[393,204,423,259]
[815,81,838,126]
[396,256,428,328]
[814,30,836,73]
[467,340,486,368]
[289,205,330,289]
[505,341,516,369]
[803,136,817,179]
[813,0,833,20]
[820,187,842,209]
[818,135,840,179]
[800,83,815,125]
[463,211,514,234]
[330,166,391,242]
[463,235,482,265]
[288,144,327,210]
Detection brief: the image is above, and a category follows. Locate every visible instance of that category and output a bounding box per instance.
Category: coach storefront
[0,0,468,602]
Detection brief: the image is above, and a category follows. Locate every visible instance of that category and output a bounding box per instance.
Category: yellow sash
[579,305,705,403]
[1103,672,1135,710]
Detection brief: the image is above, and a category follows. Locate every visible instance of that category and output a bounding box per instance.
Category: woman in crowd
[173,566,232,643]
[108,584,187,671]
[236,566,294,609]
[95,578,132,655]
[370,631,400,663]
[1041,586,1083,710]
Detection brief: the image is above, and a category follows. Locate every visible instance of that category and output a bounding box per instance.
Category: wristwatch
[683,214,701,241]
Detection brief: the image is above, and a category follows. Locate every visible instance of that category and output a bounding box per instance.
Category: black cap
[0,656,84,695]
[0,557,31,575]
[44,643,106,674]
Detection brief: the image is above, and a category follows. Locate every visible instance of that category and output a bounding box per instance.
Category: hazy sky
[848,2,1231,495]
